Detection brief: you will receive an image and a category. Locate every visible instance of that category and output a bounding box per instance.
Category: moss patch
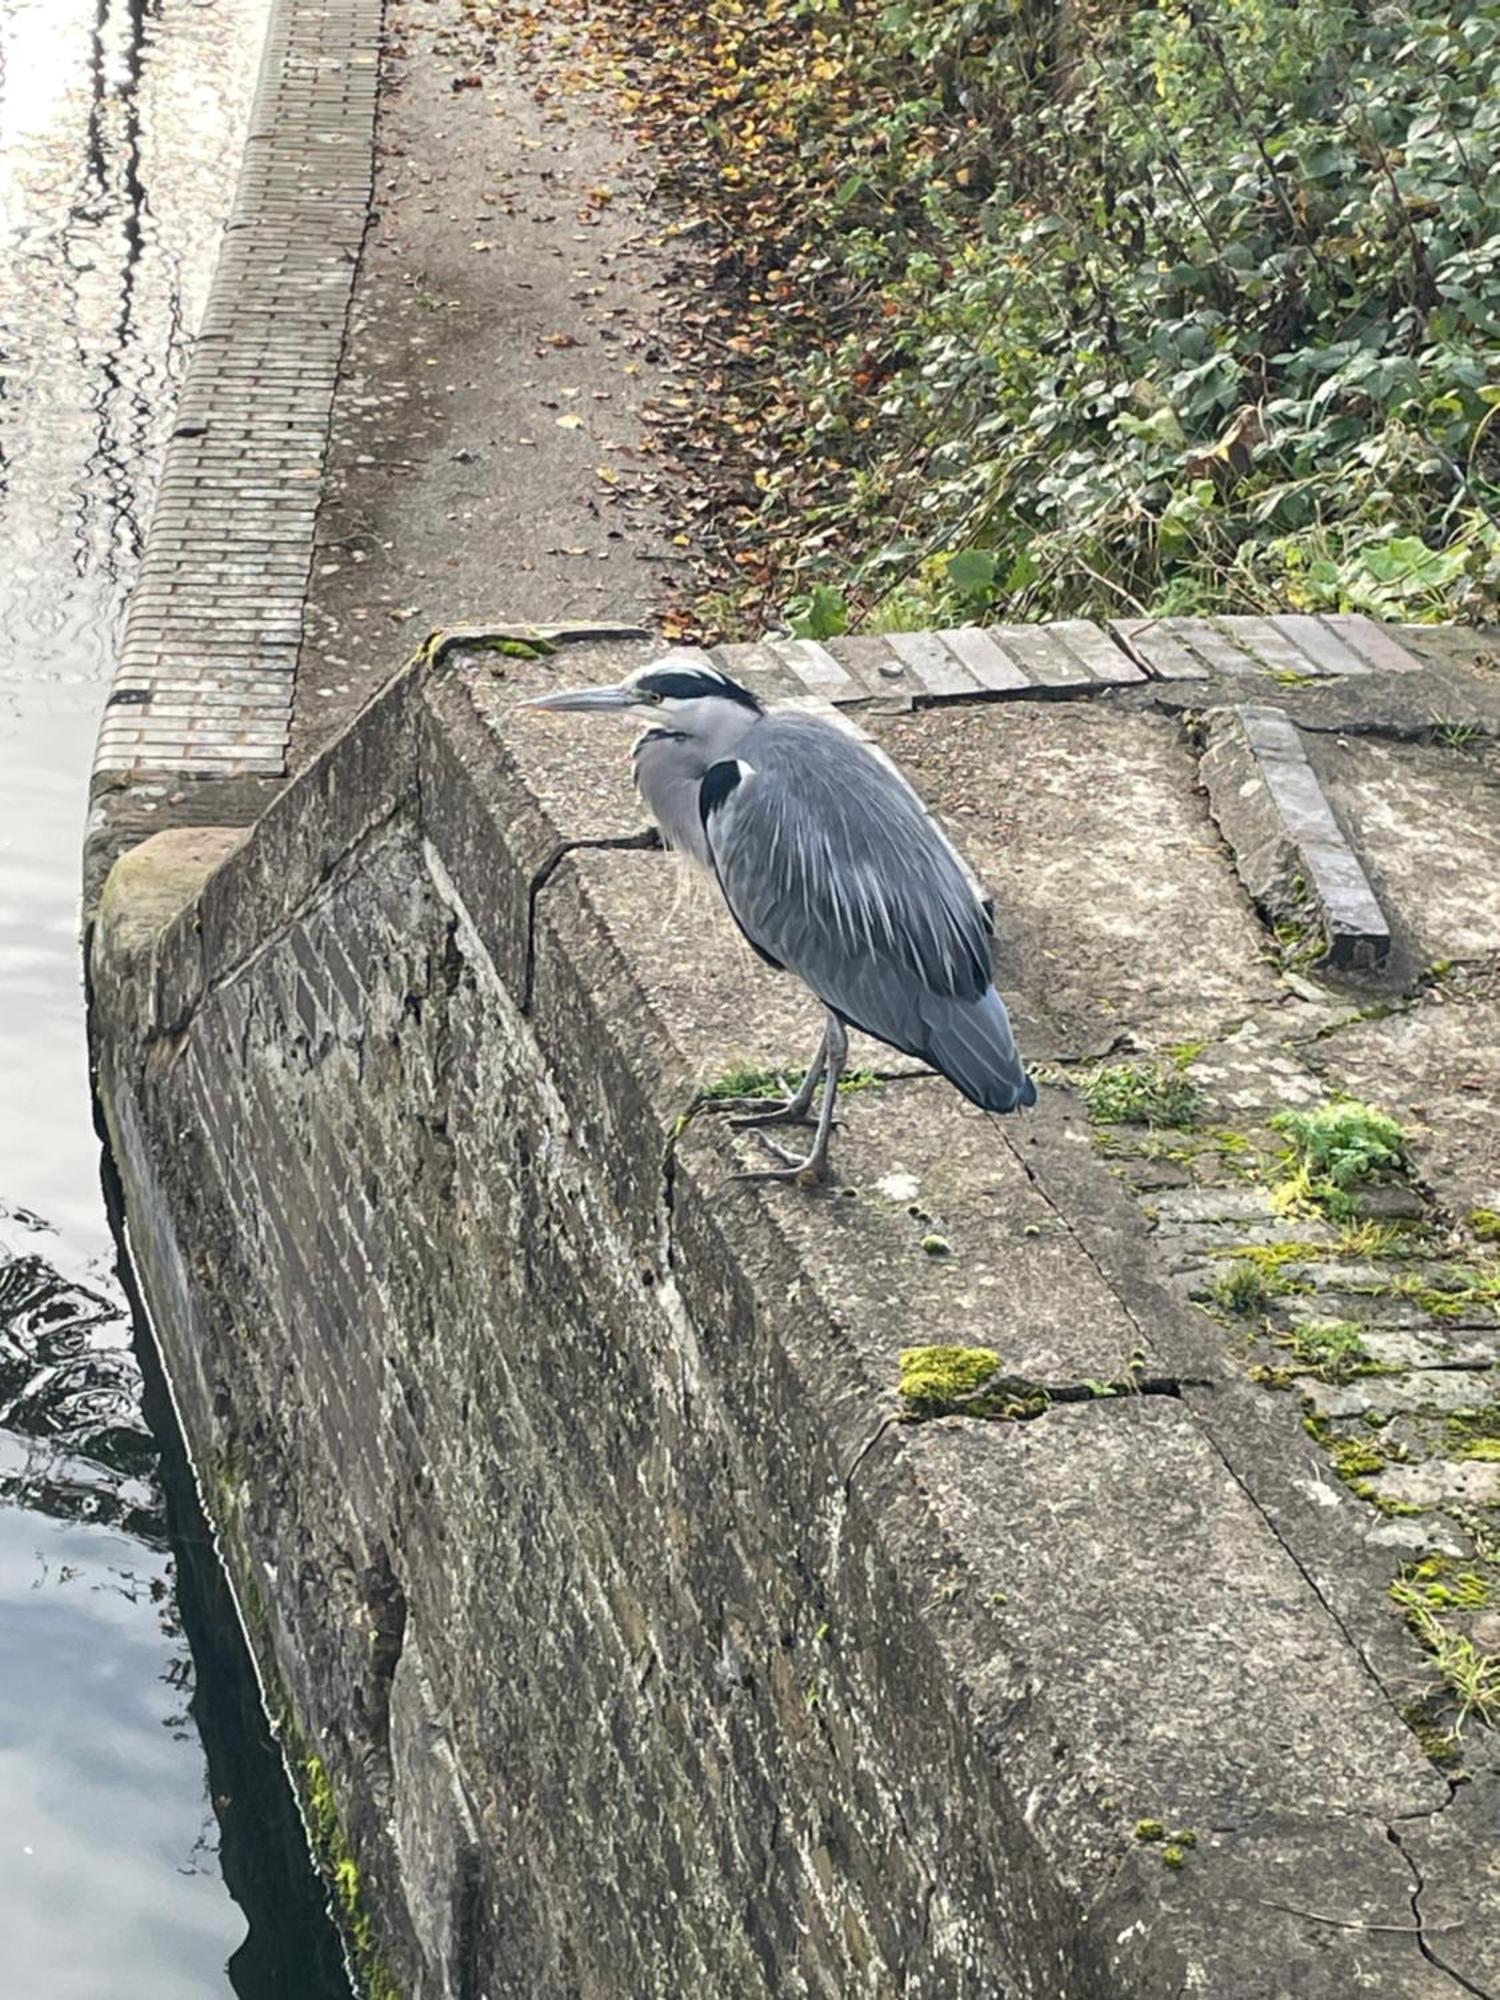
[1211,1260,1276,1314]
[899,1345,1003,1415]
[1390,1267,1500,1320]
[298,1749,402,2000]
[1400,1556,1492,1612]
[1280,1319,1386,1385]
[1077,1060,1200,1130]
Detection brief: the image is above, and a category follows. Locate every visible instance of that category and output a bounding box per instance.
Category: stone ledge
[89,639,1498,1998]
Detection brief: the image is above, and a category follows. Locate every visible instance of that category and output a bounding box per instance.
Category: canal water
[0,1,348,1992]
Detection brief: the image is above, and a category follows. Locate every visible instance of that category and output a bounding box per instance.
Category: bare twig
[1255,1895,1462,1938]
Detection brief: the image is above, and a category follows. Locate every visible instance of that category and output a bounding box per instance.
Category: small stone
[1372,1461,1500,1507]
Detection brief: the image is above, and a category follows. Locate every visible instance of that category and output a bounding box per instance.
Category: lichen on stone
[899,1345,1001,1414]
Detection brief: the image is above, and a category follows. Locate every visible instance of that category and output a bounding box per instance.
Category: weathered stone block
[89,645,1500,2000]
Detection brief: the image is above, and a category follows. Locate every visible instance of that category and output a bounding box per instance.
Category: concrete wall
[90,633,1497,2000]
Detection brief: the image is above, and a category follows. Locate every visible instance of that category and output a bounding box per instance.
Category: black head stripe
[698,758,744,829]
[638,667,762,712]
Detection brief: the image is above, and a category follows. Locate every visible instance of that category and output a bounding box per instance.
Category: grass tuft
[1077,1060,1200,1130]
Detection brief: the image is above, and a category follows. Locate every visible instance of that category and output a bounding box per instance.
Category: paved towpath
[87,0,691,898]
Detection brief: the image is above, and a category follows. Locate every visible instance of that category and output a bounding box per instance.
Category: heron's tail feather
[920,986,1036,1114]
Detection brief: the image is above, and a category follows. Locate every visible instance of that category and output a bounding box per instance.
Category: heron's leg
[734,1016,848,1186]
[726,1022,829,1130]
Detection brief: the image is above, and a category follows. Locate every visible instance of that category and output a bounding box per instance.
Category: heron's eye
[642,687,664,704]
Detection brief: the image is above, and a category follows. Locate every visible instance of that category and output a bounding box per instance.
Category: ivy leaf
[945,548,997,597]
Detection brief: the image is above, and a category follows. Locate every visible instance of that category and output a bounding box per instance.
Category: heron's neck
[632,708,757,863]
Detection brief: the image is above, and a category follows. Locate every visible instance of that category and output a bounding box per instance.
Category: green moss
[1133,1818,1165,1842]
[1164,1039,1208,1068]
[1330,1437,1387,1481]
[1273,914,1326,971]
[897,1346,1050,1421]
[1248,1363,1296,1390]
[1208,1239,1326,1296]
[1338,1219,1417,1259]
[1077,1060,1200,1130]
[1161,1844,1188,1869]
[1280,1319,1386,1385]
[1206,1126,1254,1157]
[297,1750,402,1999]
[1211,1260,1276,1314]
[921,1234,952,1257]
[1470,1208,1500,1242]
[1401,1558,1493,1610]
[482,634,557,658]
[1388,1267,1500,1319]
[900,1345,999,1404]
[304,1751,341,1854]
[1392,1576,1500,1732]
[1445,1402,1500,1451]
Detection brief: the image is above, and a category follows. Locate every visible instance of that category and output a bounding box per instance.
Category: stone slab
[867,700,1282,1050]
[1304,995,1500,1221]
[1313,734,1500,966]
[550,850,1161,1386]
[1112,612,1425,684]
[1200,704,1392,970]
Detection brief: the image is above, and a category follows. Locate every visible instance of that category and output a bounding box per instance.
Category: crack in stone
[522,827,662,1014]
[906,680,1139,711]
[895,1374,1192,1425]
[1387,1824,1496,1999]
[1296,717,1498,749]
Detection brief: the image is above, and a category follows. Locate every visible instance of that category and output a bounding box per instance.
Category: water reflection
[0,0,351,1990]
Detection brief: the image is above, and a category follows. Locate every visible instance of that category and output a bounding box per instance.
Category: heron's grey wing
[700,708,987,1024]
[701,713,1034,1110]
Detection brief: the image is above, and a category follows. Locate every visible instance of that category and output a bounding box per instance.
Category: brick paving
[92,0,380,783]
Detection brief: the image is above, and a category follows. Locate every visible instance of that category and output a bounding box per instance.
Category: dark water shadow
[98,1145,355,2000]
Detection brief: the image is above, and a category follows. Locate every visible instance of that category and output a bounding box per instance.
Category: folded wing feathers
[708,714,995,1006]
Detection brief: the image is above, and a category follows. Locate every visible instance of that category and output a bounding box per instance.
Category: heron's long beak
[522,683,634,713]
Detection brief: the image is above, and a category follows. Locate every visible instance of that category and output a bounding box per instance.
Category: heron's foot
[730,1130,833,1187]
[727,1097,819,1130]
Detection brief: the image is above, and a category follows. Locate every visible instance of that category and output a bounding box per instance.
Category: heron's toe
[727,1100,818,1130]
[725,1131,835,1187]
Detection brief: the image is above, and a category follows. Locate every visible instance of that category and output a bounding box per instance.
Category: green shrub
[609,0,1500,630]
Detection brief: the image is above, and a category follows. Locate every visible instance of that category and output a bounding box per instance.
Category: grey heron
[526,654,1036,1182]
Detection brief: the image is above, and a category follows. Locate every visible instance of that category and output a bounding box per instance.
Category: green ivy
[775,0,1500,626]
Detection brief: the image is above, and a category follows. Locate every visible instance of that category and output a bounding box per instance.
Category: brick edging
[91,0,383,787]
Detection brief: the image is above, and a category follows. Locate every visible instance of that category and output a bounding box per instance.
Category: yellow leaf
[555,413,584,429]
